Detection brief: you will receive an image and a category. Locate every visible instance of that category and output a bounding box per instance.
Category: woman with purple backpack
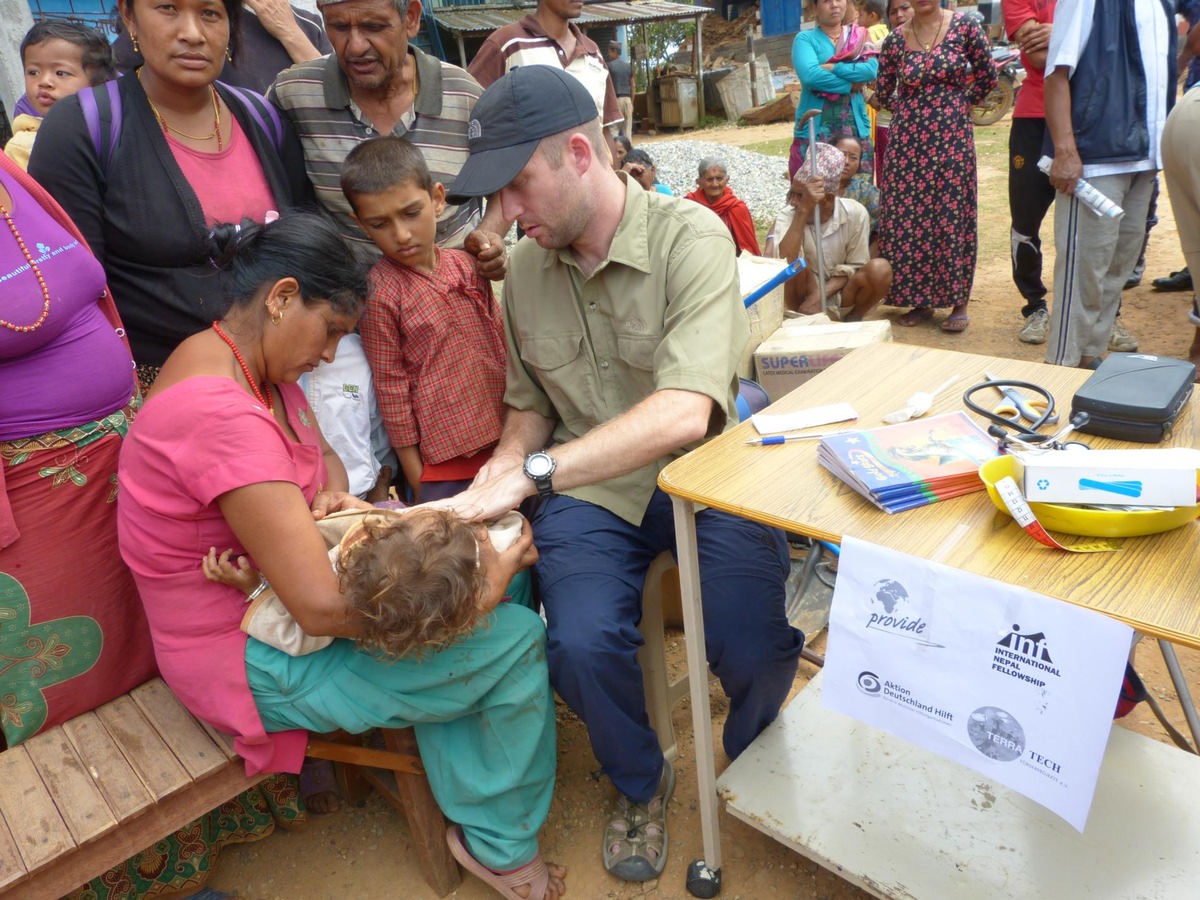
[29,0,312,391]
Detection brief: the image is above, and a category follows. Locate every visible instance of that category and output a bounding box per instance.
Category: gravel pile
[638,139,791,224]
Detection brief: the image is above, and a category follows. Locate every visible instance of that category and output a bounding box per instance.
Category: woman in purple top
[0,151,156,752]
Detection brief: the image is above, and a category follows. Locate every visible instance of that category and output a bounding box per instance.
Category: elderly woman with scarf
[685,157,761,256]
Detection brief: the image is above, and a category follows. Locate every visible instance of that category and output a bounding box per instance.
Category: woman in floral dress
[875,0,995,331]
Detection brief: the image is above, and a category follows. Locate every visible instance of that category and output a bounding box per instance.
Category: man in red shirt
[1006,0,1057,345]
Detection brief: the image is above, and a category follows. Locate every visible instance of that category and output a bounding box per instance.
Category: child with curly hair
[203,507,529,658]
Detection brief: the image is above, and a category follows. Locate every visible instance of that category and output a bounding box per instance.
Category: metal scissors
[983,371,1059,425]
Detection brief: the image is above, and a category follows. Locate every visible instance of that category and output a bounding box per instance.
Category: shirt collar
[550,173,653,275]
[517,14,592,65]
[323,46,442,116]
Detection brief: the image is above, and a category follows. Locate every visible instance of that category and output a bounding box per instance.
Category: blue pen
[744,429,849,445]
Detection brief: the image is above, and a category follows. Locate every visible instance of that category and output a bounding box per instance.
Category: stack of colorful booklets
[818,411,1000,513]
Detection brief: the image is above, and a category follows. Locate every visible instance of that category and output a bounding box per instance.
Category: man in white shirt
[769,142,892,320]
[1041,0,1176,368]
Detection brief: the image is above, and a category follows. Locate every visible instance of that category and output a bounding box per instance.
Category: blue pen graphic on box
[1078,479,1143,499]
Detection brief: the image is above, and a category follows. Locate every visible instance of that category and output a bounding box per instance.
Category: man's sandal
[447,825,553,900]
[603,758,675,882]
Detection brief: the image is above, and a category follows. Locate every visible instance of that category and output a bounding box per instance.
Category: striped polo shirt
[269,48,483,252]
[467,15,622,129]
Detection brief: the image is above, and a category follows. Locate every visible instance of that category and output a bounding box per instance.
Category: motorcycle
[972,44,1026,126]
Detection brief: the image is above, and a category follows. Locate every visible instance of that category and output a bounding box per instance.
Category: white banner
[823,536,1133,831]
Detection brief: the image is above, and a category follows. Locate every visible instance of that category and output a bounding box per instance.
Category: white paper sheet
[751,403,858,435]
[823,537,1133,831]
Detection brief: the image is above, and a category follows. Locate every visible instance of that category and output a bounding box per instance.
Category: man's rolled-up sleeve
[653,228,746,424]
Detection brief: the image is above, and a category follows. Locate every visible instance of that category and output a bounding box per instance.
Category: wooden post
[747,26,758,107]
[455,31,468,69]
[695,14,706,122]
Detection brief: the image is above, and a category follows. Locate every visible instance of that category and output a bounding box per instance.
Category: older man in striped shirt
[269,0,508,276]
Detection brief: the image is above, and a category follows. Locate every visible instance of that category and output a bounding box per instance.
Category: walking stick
[796,108,829,312]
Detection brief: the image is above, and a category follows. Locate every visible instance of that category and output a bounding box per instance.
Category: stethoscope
[961,378,1091,452]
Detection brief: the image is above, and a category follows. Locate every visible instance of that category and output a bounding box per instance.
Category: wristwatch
[522,451,557,497]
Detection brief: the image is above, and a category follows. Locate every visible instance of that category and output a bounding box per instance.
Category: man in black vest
[1041,0,1176,369]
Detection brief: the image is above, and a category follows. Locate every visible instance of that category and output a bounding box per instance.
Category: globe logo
[872,579,909,614]
[1037,478,1050,490]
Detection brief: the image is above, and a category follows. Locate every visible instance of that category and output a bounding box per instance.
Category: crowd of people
[2,0,1198,897]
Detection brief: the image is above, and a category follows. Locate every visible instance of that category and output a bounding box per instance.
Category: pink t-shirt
[117,377,324,775]
[167,117,277,225]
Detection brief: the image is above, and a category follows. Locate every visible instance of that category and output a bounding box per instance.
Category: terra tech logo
[967,706,1025,762]
[863,578,944,648]
[993,624,1062,687]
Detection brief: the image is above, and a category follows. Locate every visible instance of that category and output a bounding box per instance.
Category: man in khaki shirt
[445,66,803,887]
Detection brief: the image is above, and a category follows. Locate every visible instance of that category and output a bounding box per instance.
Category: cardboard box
[754,319,893,401]
[1013,448,1200,507]
[738,254,789,379]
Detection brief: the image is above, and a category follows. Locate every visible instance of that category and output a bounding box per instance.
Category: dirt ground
[204,119,1200,900]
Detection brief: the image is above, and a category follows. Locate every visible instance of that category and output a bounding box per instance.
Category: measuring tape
[994,476,1121,553]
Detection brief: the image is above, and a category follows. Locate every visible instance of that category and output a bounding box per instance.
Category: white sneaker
[1109,319,1139,352]
[1018,309,1049,344]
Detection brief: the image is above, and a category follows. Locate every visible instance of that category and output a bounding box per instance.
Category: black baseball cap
[445,65,598,203]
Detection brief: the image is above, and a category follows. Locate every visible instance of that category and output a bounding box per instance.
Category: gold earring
[132,36,140,54]
[273,310,284,326]
[225,47,233,63]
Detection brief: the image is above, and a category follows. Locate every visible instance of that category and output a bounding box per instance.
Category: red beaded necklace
[211,321,274,412]
[0,203,52,333]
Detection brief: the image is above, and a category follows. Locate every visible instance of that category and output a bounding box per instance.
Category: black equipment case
[1071,354,1196,443]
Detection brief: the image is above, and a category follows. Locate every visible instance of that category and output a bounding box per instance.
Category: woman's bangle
[246,577,272,603]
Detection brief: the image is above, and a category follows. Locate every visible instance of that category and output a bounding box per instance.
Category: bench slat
[0,747,74,876]
[24,729,117,847]
[62,712,154,823]
[130,680,227,779]
[95,697,190,800]
[0,806,28,891]
[197,719,239,761]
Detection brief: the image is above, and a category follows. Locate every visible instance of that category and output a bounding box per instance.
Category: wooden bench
[0,679,459,899]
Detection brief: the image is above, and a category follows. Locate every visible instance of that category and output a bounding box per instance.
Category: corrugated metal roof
[433,1,707,36]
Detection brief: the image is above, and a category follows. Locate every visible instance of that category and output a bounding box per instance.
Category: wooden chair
[305,728,460,896]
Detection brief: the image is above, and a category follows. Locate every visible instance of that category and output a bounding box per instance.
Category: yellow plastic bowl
[979,455,1200,538]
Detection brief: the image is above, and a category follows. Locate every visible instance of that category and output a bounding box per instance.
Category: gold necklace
[0,202,52,333]
[911,14,942,51]
[138,69,223,149]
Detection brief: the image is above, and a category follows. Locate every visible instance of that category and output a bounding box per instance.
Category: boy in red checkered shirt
[345,137,508,503]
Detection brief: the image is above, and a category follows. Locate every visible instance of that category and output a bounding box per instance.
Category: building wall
[2,0,36,116]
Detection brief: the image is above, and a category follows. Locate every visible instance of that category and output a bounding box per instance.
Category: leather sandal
[603,758,675,882]
[447,825,555,900]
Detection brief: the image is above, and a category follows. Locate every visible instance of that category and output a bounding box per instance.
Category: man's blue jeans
[532,488,803,803]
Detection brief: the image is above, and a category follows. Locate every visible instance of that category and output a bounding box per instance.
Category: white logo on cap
[468,119,482,140]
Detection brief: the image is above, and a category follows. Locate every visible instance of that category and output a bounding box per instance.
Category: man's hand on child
[464,228,508,281]
[202,548,261,594]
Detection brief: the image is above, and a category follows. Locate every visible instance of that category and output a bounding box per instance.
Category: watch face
[526,453,554,478]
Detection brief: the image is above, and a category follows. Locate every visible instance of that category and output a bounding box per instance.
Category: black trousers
[1008,117,1057,317]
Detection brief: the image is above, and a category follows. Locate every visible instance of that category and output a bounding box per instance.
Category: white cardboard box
[1013,448,1200,507]
[753,318,893,401]
[738,254,789,379]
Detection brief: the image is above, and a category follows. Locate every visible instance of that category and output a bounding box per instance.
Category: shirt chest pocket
[519,332,598,428]
[615,335,659,372]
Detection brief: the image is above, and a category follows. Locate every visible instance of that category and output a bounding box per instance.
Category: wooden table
[658,342,1200,897]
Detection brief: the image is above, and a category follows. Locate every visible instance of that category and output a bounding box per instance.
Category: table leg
[1158,639,1200,752]
[671,497,723,897]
